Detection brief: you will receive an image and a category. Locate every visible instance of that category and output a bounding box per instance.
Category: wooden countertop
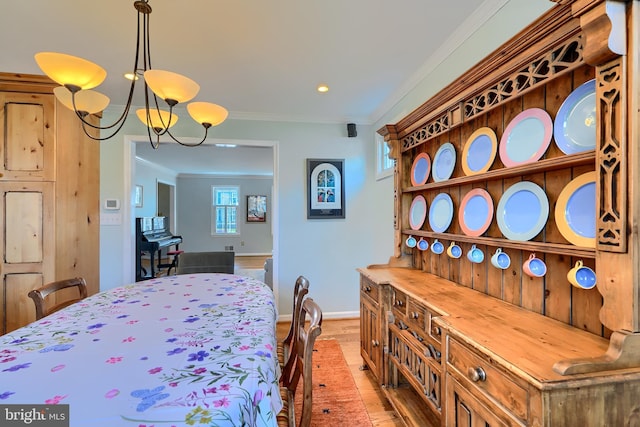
[358,266,640,388]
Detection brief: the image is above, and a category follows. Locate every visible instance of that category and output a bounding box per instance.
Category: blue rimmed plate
[410,153,431,186]
[497,181,549,241]
[428,193,454,233]
[462,127,497,176]
[555,171,596,247]
[432,143,456,182]
[499,108,553,167]
[409,195,428,230]
[554,79,596,155]
[458,188,494,237]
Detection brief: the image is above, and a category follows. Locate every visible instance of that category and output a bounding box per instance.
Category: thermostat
[104,199,121,210]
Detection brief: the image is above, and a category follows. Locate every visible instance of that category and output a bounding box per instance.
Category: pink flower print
[148,367,162,374]
[45,395,67,404]
[193,367,206,375]
[51,365,65,372]
[126,320,139,325]
[205,387,217,394]
[122,336,135,343]
[220,384,230,392]
[265,343,273,351]
[164,328,174,333]
[214,397,230,408]
[239,345,250,351]
[106,357,123,364]
[104,389,120,399]
[169,382,178,388]
[253,390,263,406]
[0,356,16,364]
[233,363,241,368]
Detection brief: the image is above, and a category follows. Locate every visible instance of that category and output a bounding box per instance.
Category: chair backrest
[176,251,235,274]
[28,277,88,320]
[282,276,310,349]
[282,297,323,427]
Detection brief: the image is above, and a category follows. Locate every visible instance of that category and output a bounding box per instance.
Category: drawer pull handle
[396,300,404,306]
[431,326,441,336]
[468,367,486,382]
[371,340,379,347]
[364,286,371,292]
[411,312,419,319]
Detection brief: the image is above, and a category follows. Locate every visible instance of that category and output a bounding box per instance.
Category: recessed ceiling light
[317,84,329,93]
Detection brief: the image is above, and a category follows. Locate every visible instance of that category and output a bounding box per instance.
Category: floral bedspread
[0,273,282,426]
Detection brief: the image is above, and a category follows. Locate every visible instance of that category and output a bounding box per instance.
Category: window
[375,133,394,180]
[212,186,239,235]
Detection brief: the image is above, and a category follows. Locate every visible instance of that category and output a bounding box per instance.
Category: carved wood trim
[400,34,584,152]
[596,56,626,252]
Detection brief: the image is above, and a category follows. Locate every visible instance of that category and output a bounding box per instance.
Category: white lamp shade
[35,52,106,90]
[187,102,229,126]
[143,70,199,104]
[136,108,179,130]
[53,86,110,114]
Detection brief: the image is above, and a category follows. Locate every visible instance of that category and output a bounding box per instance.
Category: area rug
[294,339,373,426]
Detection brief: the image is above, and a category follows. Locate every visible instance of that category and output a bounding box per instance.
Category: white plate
[409,195,427,230]
[554,79,596,154]
[497,181,549,241]
[428,193,454,233]
[432,143,456,182]
[499,108,553,167]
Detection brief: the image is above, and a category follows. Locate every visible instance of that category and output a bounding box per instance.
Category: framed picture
[134,185,143,208]
[246,195,267,222]
[307,158,345,219]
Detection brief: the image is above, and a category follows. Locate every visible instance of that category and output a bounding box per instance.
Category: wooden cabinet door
[0,181,55,334]
[360,294,382,380]
[0,92,55,181]
[446,374,519,427]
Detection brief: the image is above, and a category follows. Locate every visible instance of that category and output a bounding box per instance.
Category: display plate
[458,188,494,237]
[462,127,497,176]
[432,142,456,182]
[496,181,549,241]
[428,193,454,233]
[409,195,427,231]
[553,79,596,155]
[499,108,553,167]
[410,152,431,186]
[555,171,596,247]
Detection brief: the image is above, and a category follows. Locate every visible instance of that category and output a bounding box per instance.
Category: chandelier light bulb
[187,102,229,127]
[53,86,110,116]
[136,108,179,131]
[144,70,200,106]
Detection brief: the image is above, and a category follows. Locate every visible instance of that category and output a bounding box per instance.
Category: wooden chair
[277,297,323,427]
[277,276,310,374]
[28,277,88,320]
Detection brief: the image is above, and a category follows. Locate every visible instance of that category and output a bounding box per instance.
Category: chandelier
[34,0,228,149]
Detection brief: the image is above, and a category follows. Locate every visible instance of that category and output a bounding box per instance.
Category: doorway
[156,181,175,234]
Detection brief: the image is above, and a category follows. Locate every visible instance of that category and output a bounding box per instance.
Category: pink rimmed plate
[409,195,428,231]
[499,108,553,167]
[458,188,494,237]
[410,153,431,186]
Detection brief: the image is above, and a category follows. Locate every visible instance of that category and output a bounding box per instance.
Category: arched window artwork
[307,159,345,219]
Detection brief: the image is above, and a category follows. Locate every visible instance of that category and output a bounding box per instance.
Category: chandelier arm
[165,126,209,147]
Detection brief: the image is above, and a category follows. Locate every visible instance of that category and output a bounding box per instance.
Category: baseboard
[277,310,359,322]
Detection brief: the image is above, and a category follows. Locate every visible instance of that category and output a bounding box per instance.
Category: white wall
[99,0,554,318]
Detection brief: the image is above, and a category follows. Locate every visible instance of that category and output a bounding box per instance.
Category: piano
[136,216,183,281]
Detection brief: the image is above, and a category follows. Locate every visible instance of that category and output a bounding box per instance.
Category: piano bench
[165,250,184,275]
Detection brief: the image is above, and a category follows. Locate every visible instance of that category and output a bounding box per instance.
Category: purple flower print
[0,391,15,399]
[3,363,31,372]
[187,351,209,362]
[167,348,186,356]
[184,317,200,323]
[87,323,106,330]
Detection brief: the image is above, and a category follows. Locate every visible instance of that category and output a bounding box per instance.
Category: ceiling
[1,0,525,174]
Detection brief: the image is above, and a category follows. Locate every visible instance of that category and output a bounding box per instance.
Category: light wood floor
[277,318,403,426]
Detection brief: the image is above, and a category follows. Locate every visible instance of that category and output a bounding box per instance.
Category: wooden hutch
[0,73,100,334]
[359,1,640,425]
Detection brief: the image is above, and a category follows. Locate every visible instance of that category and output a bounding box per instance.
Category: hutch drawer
[360,276,380,304]
[447,336,529,422]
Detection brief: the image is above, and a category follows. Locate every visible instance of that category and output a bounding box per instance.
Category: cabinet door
[360,294,382,380]
[446,374,518,427]
[0,92,55,181]
[0,181,55,334]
